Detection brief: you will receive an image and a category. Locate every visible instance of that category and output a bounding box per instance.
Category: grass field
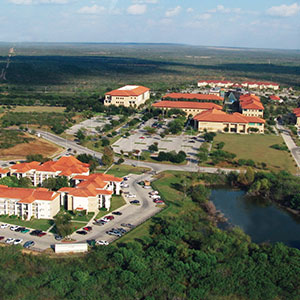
[0,216,53,231]
[97,164,151,177]
[95,195,126,219]
[6,106,66,113]
[0,134,63,160]
[213,134,297,173]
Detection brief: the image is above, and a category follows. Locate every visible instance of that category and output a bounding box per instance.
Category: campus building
[193,108,265,134]
[104,85,150,108]
[58,173,122,212]
[0,186,60,220]
[239,94,264,117]
[241,81,280,90]
[293,108,300,127]
[198,80,234,88]
[152,100,222,117]
[9,156,90,186]
[0,168,8,179]
[162,93,223,103]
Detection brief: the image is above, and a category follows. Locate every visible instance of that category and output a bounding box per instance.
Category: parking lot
[112,118,204,160]
[66,115,120,136]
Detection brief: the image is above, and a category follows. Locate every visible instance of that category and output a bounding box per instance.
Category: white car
[126,194,136,198]
[121,183,129,188]
[13,239,23,245]
[150,195,161,199]
[5,238,15,244]
[143,185,151,189]
[0,223,9,229]
[100,218,109,223]
[149,191,159,195]
[96,240,109,246]
[10,225,20,231]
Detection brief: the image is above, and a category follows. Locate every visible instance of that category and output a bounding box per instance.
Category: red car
[104,216,114,221]
[83,226,92,232]
[0,236,5,240]
[139,136,145,139]
[37,232,46,237]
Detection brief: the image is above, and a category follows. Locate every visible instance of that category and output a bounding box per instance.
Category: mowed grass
[0,216,53,231]
[9,106,66,113]
[95,195,126,219]
[97,164,151,178]
[117,171,201,244]
[213,134,298,174]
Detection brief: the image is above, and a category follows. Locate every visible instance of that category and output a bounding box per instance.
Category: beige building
[241,81,280,90]
[0,186,60,220]
[193,108,265,134]
[239,94,264,118]
[152,100,223,117]
[198,80,234,88]
[58,173,122,213]
[293,108,300,127]
[104,85,150,108]
[0,168,8,179]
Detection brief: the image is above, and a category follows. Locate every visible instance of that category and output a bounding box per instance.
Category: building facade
[193,108,265,134]
[198,80,234,88]
[9,156,90,186]
[239,94,264,117]
[241,81,280,90]
[58,173,122,212]
[104,85,150,108]
[152,100,222,117]
[0,186,60,220]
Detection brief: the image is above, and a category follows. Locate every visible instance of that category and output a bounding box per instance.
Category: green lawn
[213,134,298,174]
[95,195,126,219]
[0,216,53,231]
[97,164,151,178]
[117,171,202,244]
[70,212,94,222]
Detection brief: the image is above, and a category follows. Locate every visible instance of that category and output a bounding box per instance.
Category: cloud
[165,6,181,17]
[78,5,105,15]
[8,0,69,4]
[132,0,158,3]
[267,3,300,17]
[209,5,241,14]
[197,13,211,20]
[127,4,147,15]
[186,8,194,13]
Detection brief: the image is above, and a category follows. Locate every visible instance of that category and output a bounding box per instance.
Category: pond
[210,189,300,249]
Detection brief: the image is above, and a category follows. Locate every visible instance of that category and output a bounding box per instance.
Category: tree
[53,212,73,238]
[76,129,85,142]
[26,154,48,163]
[203,132,216,142]
[148,143,158,152]
[102,146,114,166]
[77,154,98,172]
[168,119,184,134]
[42,176,69,191]
[189,184,211,204]
[144,126,157,135]
[101,138,110,147]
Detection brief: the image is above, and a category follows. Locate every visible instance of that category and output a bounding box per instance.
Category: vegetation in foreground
[0,171,299,300]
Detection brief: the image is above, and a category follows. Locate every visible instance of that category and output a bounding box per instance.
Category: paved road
[276,123,300,170]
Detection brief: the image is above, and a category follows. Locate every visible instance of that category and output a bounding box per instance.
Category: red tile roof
[0,168,9,174]
[152,100,222,110]
[269,95,281,101]
[239,94,264,110]
[0,185,59,204]
[193,108,265,124]
[293,108,300,117]
[105,85,149,97]
[163,93,223,102]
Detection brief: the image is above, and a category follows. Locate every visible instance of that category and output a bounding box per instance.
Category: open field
[0,134,63,160]
[96,164,151,177]
[213,134,297,173]
[1,106,66,113]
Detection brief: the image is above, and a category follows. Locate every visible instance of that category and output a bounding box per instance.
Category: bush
[270,144,288,151]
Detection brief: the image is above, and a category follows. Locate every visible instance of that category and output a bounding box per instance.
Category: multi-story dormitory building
[0,156,122,219]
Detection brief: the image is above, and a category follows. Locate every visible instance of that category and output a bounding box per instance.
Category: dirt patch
[0,135,63,160]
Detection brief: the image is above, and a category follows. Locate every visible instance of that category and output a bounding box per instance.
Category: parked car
[83,226,92,232]
[96,240,109,246]
[30,230,42,236]
[55,235,63,241]
[14,238,23,245]
[0,236,5,240]
[10,225,20,231]
[23,241,35,249]
[0,223,9,229]
[123,176,129,181]
[150,195,161,199]
[144,185,151,189]
[37,232,46,237]
[137,181,145,186]
[104,216,114,221]
[15,227,25,232]
[93,220,106,226]
[155,200,165,204]
[20,228,30,234]
[112,211,122,216]
[76,230,88,235]
[121,183,129,188]
[130,200,140,204]
[149,191,159,195]
[117,228,127,234]
[5,238,15,244]
[126,194,136,198]
[140,136,145,139]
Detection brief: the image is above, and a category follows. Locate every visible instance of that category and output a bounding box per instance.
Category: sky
[0,0,300,49]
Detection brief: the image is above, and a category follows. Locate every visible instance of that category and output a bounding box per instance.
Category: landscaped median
[96,164,151,178]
